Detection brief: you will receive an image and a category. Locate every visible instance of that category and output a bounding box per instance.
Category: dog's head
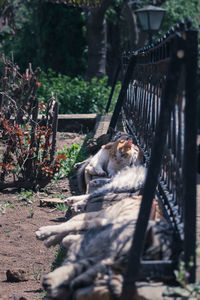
[102,140,144,165]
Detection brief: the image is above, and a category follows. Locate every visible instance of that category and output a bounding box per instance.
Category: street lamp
[134,5,166,44]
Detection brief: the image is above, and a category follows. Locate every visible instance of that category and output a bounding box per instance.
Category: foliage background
[1,0,199,75]
[161,0,199,31]
[1,1,87,77]
[37,70,121,114]
[0,0,199,119]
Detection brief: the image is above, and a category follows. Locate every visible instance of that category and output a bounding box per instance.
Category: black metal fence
[108,23,198,287]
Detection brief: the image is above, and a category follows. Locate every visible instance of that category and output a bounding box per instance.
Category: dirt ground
[0,132,86,300]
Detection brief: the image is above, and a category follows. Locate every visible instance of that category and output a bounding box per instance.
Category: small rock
[6,269,28,282]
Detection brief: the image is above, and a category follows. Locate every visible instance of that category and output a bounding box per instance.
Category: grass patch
[51,247,67,272]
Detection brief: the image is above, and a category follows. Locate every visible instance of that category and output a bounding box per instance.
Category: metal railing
[108,22,198,286]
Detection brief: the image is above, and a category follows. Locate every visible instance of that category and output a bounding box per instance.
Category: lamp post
[134,5,166,44]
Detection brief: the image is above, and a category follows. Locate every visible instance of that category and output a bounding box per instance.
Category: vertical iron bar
[143,85,148,150]
[152,85,156,133]
[108,56,137,132]
[105,63,121,113]
[50,99,58,164]
[121,37,185,298]
[183,30,198,283]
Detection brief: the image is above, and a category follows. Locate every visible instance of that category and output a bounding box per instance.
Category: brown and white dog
[76,137,144,194]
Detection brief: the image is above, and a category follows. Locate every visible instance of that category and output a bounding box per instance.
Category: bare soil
[0,132,86,300]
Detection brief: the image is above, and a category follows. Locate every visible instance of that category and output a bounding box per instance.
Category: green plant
[0,204,4,213]
[0,201,15,213]
[18,188,34,205]
[29,206,34,218]
[37,71,121,114]
[54,143,86,180]
[52,193,67,200]
[163,257,200,298]
[31,264,44,281]
[4,201,15,210]
[51,247,67,272]
[5,229,10,237]
[55,203,67,213]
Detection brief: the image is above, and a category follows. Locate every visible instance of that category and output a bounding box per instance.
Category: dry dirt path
[0,132,86,300]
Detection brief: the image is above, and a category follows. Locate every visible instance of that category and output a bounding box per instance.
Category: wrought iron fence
[108,22,198,286]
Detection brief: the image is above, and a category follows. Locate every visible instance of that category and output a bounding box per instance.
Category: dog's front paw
[87,165,106,177]
[64,196,76,205]
[64,196,82,206]
[95,170,107,176]
[36,226,52,240]
[64,195,87,206]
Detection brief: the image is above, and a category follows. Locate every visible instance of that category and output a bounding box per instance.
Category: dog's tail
[74,159,90,194]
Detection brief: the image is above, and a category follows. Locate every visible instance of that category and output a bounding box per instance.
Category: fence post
[108,55,137,132]
[183,28,198,282]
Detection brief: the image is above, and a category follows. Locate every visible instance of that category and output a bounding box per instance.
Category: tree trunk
[84,0,113,80]
[106,7,121,85]
[122,1,139,50]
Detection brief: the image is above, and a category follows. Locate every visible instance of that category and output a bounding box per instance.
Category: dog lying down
[76,137,144,194]
[36,169,176,300]
[66,164,147,213]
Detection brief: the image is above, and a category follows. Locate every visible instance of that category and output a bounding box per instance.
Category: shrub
[0,56,61,190]
[37,70,121,114]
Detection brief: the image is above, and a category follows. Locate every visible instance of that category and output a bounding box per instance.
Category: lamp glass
[149,11,165,30]
[137,12,149,30]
